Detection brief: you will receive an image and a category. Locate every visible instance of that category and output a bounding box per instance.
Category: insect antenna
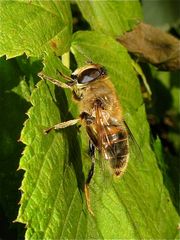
[56,69,73,82]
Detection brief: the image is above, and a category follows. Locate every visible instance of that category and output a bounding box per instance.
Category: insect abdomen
[102,126,129,177]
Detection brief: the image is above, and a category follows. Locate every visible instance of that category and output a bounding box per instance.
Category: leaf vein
[59,188,78,238]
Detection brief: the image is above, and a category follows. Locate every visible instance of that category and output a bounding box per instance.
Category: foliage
[0,1,179,239]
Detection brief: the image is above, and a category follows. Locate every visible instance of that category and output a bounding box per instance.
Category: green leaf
[2,1,177,238]
[71,31,179,239]
[149,69,180,152]
[0,55,41,239]
[0,1,72,58]
[76,0,143,36]
[16,53,88,239]
[147,68,180,211]
[142,0,180,30]
[17,30,179,239]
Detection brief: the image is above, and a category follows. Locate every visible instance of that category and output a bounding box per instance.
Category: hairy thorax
[79,77,123,121]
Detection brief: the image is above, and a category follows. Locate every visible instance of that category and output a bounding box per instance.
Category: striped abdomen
[101,125,129,177]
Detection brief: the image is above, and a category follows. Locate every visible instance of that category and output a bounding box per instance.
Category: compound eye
[78,68,101,84]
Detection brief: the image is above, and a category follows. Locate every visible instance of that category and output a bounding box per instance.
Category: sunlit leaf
[71,31,179,239]
[1,1,179,239]
[76,0,142,36]
[16,31,179,239]
[0,1,72,58]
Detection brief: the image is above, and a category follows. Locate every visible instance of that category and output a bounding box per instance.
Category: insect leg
[38,72,72,89]
[44,111,94,135]
[44,118,81,134]
[84,141,95,215]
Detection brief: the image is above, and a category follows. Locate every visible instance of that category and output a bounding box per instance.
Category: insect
[38,63,130,215]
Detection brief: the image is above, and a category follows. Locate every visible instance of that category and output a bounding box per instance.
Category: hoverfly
[38,63,131,215]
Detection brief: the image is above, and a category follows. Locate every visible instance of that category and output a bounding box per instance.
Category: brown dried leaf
[117,22,180,71]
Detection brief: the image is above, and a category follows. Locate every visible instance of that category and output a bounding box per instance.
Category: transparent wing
[86,105,117,172]
[123,120,144,163]
[94,104,117,158]
[93,105,129,177]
